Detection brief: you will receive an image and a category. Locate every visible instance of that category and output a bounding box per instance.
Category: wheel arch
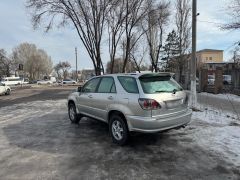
[68,99,76,107]
[108,110,130,130]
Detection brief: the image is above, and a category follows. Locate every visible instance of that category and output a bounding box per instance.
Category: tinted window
[8,78,20,81]
[110,83,116,93]
[118,76,139,93]
[139,75,182,94]
[97,77,115,93]
[82,78,100,93]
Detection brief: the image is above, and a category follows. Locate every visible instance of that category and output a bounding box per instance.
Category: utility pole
[190,0,197,108]
[75,47,78,82]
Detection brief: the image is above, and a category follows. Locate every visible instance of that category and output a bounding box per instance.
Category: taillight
[138,98,161,110]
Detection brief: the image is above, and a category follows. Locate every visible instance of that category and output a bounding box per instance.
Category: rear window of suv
[139,74,182,94]
[118,76,139,93]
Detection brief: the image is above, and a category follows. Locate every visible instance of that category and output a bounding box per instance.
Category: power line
[198,19,224,25]
[224,41,240,51]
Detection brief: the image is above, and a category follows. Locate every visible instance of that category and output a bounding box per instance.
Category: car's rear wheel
[5,89,10,95]
[109,114,129,145]
[68,103,81,124]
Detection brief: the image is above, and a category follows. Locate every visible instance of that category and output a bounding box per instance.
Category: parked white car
[1,77,24,86]
[62,79,77,85]
[208,75,215,85]
[0,83,11,95]
[37,80,53,85]
[223,75,232,85]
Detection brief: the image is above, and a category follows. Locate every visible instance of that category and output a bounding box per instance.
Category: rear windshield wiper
[154,90,171,93]
[155,89,183,93]
[173,88,183,94]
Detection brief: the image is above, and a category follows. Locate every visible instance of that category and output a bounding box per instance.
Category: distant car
[62,79,77,85]
[0,83,11,95]
[208,75,215,85]
[37,80,53,85]
[223,75,231,85]
[1,76,24,86]
[50,77,57,83]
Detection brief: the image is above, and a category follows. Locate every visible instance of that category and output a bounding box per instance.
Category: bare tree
[107,0,126,73]
[12,43,53,80]
[121,0,148,73]
[26,0,111,75]
[231,46,240,68]
[129,38,148,73]
[54,63,62,79]
[0,49,15,77]
[222,0,240,30]
[106,58,135,73]
[175,0,191,83]
[143,0,170,72]
[55,61,71,79]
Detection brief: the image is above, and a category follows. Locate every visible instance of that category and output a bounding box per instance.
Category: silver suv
[67,73,192,145]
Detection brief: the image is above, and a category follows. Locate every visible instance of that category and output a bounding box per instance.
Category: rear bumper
[126,109,192,133]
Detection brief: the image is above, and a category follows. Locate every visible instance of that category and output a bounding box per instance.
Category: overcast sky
[0,0,239,70]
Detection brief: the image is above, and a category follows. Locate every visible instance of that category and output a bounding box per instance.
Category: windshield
[139,75,183,94]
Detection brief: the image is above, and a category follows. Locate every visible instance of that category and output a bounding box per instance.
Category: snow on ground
[193,107,239,126]
[189,109,240,166]
[200,92,240,103]
[0,100,67,125]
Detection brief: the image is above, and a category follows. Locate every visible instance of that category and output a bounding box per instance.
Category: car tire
[109,114,129,146]
[68,103,81,124]
[5,89,10,95]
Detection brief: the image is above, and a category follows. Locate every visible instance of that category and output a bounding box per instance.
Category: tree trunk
[122,37,131,73]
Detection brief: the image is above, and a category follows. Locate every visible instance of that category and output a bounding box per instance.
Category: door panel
[91,77,116,121]
[91,93,116,121]
[76,77,100,116]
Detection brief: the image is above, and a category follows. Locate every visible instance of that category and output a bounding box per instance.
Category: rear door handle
[88,95,93,98]
[108,96,113,100]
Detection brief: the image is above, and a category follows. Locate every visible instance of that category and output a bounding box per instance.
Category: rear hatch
[138,73,188,117]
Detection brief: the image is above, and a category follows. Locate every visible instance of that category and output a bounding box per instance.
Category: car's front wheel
[109,114,129,145]
[68,103,81,124]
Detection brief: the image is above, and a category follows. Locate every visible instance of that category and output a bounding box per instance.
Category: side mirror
[77,86,82,92]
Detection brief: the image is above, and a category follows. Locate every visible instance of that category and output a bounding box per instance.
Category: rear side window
[139,75,182,94]
[118,76,139,93]
[97,77,116,93]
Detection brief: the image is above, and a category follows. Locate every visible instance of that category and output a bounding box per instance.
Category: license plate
[166,99,183,109]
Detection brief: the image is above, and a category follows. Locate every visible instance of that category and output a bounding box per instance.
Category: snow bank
[188,107,240,166]
[200,92,240,103]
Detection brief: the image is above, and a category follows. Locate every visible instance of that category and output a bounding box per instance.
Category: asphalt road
[0,88,239,179]
[0,87,74,108]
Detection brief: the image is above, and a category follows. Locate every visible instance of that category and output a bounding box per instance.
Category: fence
[198,67,240,95]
